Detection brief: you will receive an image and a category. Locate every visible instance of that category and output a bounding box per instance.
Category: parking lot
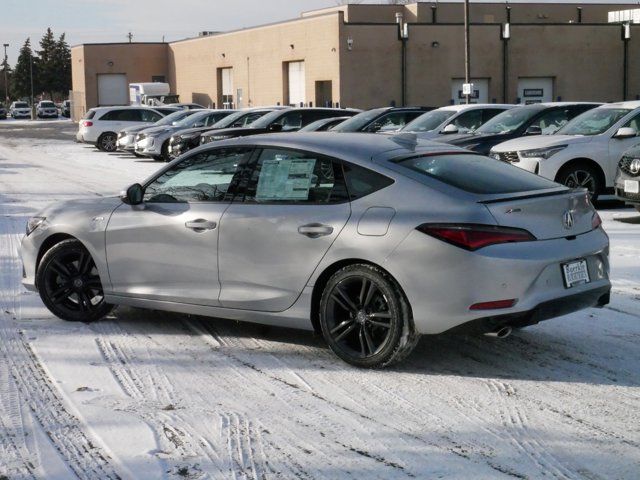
[0,121,638,479]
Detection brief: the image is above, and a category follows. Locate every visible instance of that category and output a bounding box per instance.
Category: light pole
[29,49,34,119]
[2,43,8,105]
[464,0,471,104]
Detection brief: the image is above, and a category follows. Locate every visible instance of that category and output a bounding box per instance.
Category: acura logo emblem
[631,158,640,175]
[563,210,575,229]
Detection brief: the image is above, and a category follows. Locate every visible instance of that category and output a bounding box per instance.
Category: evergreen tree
[1,56,11,104]
[53,33,71,97]
[38,27,57,99]
[11,38,37,101]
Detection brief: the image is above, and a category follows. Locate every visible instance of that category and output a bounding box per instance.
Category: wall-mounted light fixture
[107,61,114,67]
[431,41,440,48]
[347,36,353,51]
[221,53,226,58]
[290,44,295,50]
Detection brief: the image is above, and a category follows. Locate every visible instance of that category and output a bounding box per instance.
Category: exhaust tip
[484,326,513,339]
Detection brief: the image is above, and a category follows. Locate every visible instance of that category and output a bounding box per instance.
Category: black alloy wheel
[557,164,602,202]
[37,240,114,322]
[320,264,419,368]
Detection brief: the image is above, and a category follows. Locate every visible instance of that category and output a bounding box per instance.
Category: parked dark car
[298,116,351,132]
[168,108,280,158]
[0,104,6,120]
[199,108,360,145]
[331,106,435,134]
[437,102,600,155]
[615,144,640,212]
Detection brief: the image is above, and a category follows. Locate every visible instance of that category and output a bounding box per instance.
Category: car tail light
[592,212,602,230]
[469,299,517,310]
[83,121,93,127]
[416,224,536,251]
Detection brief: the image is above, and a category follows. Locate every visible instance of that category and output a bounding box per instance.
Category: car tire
[161,140,171,162]
[36,239,114,323]
[319,264,419,368]
[97,132,117,152]
[556,163,603,202]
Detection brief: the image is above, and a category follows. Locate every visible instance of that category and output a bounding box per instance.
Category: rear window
[396,153,560,194]
[83,110,96,120]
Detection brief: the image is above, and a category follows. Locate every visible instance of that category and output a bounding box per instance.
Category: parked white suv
[76,106,164,151]
[36,100,58,118]
[9,101,31,119]
[489,101,640,200]
[400,103,514,140]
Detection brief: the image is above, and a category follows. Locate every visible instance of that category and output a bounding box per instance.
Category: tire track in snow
[0,208,123,480]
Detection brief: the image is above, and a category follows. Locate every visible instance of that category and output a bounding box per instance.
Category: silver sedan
[20,133,611,367]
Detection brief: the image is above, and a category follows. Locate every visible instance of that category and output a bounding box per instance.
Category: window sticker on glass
[256,158,317,201]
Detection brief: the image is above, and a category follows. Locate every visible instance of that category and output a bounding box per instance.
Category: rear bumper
[447,285,610,335]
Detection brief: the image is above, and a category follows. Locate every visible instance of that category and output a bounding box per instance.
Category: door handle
[298,223,334,238]
[185,219,217,232]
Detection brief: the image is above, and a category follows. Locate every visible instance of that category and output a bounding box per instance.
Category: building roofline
[71,42,167,49]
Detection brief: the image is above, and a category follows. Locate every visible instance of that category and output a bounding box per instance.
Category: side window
[116,109,142,122]
[342,163,394,200]
[141,110,162,122]
[452,110,483,133]
[623,113,640,132]
[143,148,252,203]
[529,109,570,134]
[238,112,264,127]
[243,148,349,204]
[272,112,303,131]
[366,112,407,133]
[99,110,116,121]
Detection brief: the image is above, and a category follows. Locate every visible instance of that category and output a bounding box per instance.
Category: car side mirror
[525,125,542,136]
[367,122,383,133]
[120,183,144,205]
[267,124,283,132]
[442,124,459,134]
[613,127,638,139]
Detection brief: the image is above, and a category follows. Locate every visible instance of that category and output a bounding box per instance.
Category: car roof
[213,132,466,163]
[90,106,160,112]
[597,100,640,109]
[438,103,514,112]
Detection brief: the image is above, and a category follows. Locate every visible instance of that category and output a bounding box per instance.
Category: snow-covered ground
[0,134,639,479]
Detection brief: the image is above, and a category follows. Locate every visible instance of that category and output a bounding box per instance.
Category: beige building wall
[71,43,168,116]
[304,3,637,25]
[168,14,342,109]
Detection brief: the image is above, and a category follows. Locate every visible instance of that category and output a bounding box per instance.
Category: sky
[1,0,634,65]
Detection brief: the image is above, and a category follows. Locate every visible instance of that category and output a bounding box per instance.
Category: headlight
[519,145,567,160]
[26,217,46,236]
[212,135,233,141]
[489,151,501,160]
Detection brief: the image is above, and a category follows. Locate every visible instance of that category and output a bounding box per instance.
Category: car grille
[616,188,640,201]
[619,156,640,177]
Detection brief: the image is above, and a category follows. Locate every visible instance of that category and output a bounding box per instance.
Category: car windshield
[332,108,388,132]
[402,110,456,132]
[212,110,269,128]
[174,111,206,127]
[250,110,291,129]
[157,110,193,126]
[557,108,632,136]
[477,107,541,135]
[396,153,560,194]
[15,102,29,108]
[41,102,55,107]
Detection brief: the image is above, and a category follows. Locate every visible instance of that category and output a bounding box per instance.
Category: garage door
[451,78,489,105]
[288,61,305,107]
[518,77,553,104]
[97,74,128,106]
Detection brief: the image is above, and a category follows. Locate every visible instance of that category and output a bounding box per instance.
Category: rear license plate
[562,259,590,288]
[624,180,639,194]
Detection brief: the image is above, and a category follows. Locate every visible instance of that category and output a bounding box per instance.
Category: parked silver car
[21,134,610,367]
[135,109,235,161]
[116,108,193,154]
